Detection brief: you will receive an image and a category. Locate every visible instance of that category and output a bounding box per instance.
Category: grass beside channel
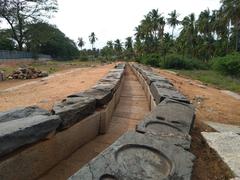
[173,70,240,93]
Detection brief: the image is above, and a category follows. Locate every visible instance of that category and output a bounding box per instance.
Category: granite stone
[145,99,195,133]
[0,106,50,123]
[53,96,96,129]
[150,83,189,104]
[0,115,60,157]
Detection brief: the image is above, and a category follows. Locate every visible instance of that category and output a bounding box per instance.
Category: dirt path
[38,66,150,180]
[154,68,239,180]
[0,64,114,111]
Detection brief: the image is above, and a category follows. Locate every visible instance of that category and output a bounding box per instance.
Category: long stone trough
[0,63,126,180]
[0,63,196,180]
[69,63,196,180]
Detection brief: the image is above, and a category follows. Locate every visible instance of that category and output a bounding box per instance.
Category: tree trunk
[172,27,175,39]
[226,21,231,53]
[236,20,240,52]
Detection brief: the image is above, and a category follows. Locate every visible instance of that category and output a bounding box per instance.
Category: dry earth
[0,64,114,111]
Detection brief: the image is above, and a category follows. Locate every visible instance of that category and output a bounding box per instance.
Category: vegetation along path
[38,65,150,180]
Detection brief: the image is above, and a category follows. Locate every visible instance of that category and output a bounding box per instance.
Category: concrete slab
[221,90,240,100]
[202,132,240,178]
[205,121,240,134]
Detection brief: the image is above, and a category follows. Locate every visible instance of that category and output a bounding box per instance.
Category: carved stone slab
[69,132,195,180]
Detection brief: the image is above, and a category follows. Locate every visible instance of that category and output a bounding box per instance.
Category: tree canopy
[0,0,58,50]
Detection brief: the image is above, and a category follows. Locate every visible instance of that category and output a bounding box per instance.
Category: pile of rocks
[8,67,48,80]
[0,71,5,81]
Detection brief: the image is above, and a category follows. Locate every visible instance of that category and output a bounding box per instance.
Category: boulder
[0,115,60,157]
[53,96,96,130]
[0,106,50,123]
[69,132,195,180]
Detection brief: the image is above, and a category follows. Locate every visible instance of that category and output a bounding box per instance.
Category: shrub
[138,53,161,67]
[211,53,240,77]
[162,54,209,70]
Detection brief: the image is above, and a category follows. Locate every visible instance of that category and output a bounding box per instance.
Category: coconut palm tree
[77,37,85,50]
[89,32,97,50]
[221,0,240,51]
[125,37,133,51]
[167,10,180,39]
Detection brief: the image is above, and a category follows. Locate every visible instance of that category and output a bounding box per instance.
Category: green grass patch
[173,70,240,93]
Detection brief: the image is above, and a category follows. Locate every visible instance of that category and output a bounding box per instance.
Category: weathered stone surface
[144,73,171,85]
[98,78,120,90]
[0,106,50,123]
[205,121,240,135]
[53,96,96,129]
[137,119,191,149]
[115,63,125,69]
[202,132,240,178]
[69,131,195,180]
[92,83,117,94]
[145,99,195,133]
[150,82,189,104]
[0,115,60,157]
[105,72,122,79]
[68,88,112,108]
[150,81,174,90]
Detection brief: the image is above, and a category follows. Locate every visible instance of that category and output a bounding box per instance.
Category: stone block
[53,96,96,129]
[137,119,191,149]
[0,106,50,123]
[0,115,60,157]
[115,63,126,69]
[145,73,171,85]
[150,82,189,104]
[69,131,195,180]
[68,88,112,108]
[145,99,195,133]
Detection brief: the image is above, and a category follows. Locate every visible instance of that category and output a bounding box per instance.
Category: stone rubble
[7,67,48,80]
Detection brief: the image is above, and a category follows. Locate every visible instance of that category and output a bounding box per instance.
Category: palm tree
[77,37,85,50]
[221,0,240,51]
[114,39,122,53]
[89,32,97,50]
[125,37,133,51]
[107,41,114,49]
[167,10,180,39]
[180,13,197,57]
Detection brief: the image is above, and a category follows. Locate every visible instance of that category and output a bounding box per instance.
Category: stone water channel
[0,63,196,180]
[39,66,150,180]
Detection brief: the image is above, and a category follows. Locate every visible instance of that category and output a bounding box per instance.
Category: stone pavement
[203,121,240,179]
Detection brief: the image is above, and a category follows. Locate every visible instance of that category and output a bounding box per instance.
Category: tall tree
[114,39,122,53]
[125,37,133,51]
[167,10,180,39]
[77,37,85,50]
[89,32,97,50]
[221,0,240,51]
[0,0,58,51]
